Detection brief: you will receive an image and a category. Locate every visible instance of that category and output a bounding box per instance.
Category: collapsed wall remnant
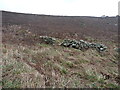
[40,36,107,52]
[40,36,56,45]
[61,39,107,52]
[114,48,120,53]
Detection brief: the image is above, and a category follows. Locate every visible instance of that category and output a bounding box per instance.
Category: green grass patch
[86,75,98,82]
[105,83,120,88]
[61,60,74,68]
[2,79,21,88]
[65,61,74,68]
[37,43,50,47]
[2,48,7,53]
[60,67,68,74]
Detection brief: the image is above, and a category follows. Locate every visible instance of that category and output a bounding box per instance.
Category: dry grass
[1,41,119,88]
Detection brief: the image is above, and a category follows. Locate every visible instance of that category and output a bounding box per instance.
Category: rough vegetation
[2,34,119,88]
[1,11,119,88]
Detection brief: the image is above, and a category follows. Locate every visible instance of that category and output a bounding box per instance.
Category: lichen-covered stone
[61,39,107,52]
[40,36,56,45]
[40,36,107,52]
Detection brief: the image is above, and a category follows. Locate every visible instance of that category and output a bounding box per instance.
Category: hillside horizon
[1,10,118,17]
